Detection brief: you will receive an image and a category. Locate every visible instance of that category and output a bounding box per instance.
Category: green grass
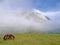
[0,34,60,45]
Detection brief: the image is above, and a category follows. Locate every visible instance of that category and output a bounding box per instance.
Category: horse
[3,34,15,40]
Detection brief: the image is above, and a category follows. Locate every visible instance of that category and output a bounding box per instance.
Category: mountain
[18,10,50,23]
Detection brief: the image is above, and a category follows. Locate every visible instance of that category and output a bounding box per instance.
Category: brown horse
[3,34,15,40]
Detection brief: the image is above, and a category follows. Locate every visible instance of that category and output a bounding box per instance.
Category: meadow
[0,34,60,45]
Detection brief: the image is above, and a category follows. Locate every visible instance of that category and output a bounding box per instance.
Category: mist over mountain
[18,10,50,23]
[0,9,51,34]
[0,0,60,34]
[0,9,60,34]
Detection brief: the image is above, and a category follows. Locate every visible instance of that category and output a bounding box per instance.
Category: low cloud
[0,0,60,34]
[0,9,60,34]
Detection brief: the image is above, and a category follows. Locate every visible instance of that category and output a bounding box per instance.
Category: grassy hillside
[0,34,60,45]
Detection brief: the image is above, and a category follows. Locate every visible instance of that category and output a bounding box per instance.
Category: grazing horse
[3,34,15,40]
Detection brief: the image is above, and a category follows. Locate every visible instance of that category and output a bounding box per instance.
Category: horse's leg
[3,36,7,40]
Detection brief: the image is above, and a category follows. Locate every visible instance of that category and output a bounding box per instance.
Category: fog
[0,0,60,34]
[0,10,60,34]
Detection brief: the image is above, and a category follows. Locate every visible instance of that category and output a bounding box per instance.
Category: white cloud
[0,0,60,34]
[0,8,60,34]
[34,9,60,21]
